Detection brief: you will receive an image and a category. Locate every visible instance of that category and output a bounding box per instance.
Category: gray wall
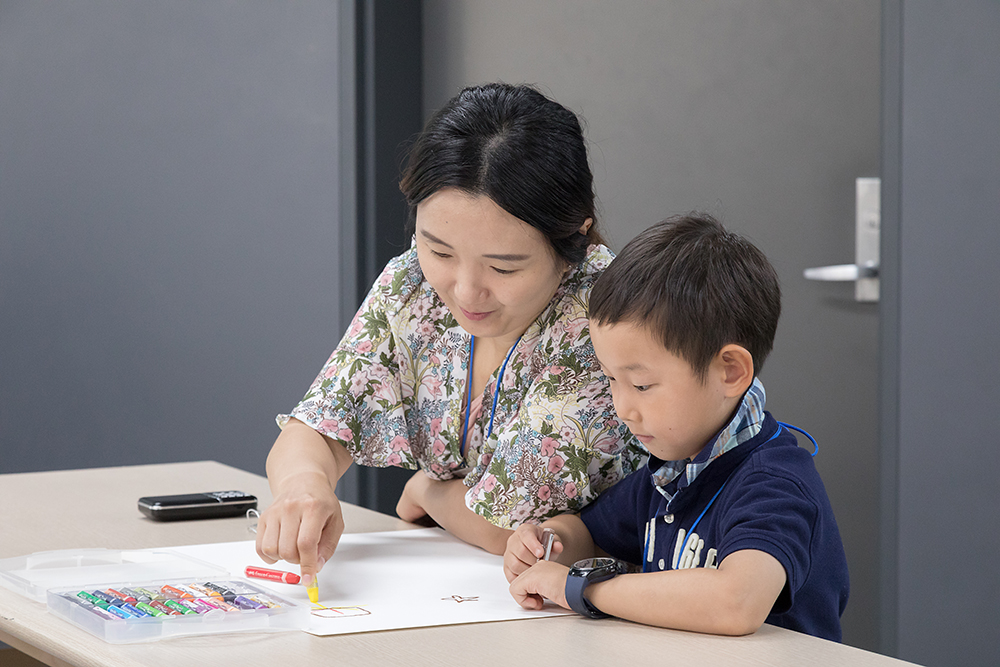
[881,1,1000,664]
[0,2,351,477]
[424,0,882,651]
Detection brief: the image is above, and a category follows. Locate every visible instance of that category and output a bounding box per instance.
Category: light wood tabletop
[0,461,916,667]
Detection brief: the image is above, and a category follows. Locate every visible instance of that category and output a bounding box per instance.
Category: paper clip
[246,508,260,535]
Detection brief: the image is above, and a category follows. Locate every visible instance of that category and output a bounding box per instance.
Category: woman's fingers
[254,489,344,574]
[299,498,344,581]
[317,500,345,566]
[254,509,281,564]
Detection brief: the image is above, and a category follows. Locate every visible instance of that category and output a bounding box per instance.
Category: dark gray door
[424,0,881,651]
[880,1,1000,664]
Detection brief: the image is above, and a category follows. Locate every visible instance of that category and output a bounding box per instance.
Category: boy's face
[590,320,735,462]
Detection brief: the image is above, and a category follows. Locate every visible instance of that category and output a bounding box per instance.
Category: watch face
[572,557,618,572]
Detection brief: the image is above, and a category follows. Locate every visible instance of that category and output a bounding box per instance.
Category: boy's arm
[510,548,785,635]
[542,513,600,565]
[587,549,786,635]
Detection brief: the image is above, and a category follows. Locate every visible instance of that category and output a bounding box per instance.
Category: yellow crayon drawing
[311,603,371,618]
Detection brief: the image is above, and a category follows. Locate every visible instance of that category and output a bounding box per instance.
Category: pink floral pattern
[279,244,645,529]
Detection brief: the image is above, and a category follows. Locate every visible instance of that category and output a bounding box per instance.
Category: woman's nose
[454,267,487,303]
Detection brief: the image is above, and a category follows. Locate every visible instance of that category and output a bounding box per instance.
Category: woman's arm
[256,417,355,585]
[396,474,512,555]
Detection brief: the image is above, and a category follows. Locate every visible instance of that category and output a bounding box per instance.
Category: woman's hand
[255,470,344,587]
[509,560,571,611]
[395,472,513,554]
[257,418,353,586]
[503,524,563,583]
[396,470,432,523]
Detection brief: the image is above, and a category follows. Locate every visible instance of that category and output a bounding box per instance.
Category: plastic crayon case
[0,548,309,643]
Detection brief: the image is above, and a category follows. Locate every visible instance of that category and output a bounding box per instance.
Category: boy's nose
[621,410,641,427]
[612,394,640,425]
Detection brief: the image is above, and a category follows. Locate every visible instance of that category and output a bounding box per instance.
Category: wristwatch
[564,557,627,618]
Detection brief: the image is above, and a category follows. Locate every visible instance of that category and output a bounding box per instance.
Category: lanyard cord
[642,421,818,572]
[460,334,523,456]
[778,421,819,456]
[486,335,522,440]
[669,479,731,571]
[460,336,476,456]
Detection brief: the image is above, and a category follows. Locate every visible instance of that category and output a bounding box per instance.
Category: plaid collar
[650,378,767,502]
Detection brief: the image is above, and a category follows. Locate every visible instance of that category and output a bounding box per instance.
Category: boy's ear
[716,344,755,398]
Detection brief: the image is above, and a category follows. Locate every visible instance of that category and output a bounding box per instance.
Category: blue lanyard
[641,421,817,572]
[460,336,476,455]
[460,335,522,456]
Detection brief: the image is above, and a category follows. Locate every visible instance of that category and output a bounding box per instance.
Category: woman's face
[415,188,568,346]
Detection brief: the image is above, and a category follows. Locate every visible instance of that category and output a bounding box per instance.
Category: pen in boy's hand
[541,529,555,562]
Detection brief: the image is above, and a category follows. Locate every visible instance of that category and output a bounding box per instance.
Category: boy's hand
[509,560,570,610]
[503,524,563,582]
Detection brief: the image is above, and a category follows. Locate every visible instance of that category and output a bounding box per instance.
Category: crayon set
[0,547,309,644]
[62,579,293,620]
[48,577,306,643]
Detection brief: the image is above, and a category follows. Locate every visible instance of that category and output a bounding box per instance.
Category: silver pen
[541,528,555,561]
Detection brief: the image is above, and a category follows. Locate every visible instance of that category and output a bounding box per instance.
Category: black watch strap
[565,569,610,619]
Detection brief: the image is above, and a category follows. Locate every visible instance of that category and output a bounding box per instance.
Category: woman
[256,83,644,587]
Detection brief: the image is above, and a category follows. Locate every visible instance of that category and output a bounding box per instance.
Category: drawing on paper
[167,529,575,637]
[311,604,371,618]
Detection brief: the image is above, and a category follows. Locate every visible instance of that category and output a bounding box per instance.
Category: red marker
[244,566,301,585]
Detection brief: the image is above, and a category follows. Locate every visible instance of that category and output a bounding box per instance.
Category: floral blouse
[279,244,645,529]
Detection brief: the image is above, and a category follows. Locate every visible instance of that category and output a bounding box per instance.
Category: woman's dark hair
[589,213,782,381]
[399,83,603,265]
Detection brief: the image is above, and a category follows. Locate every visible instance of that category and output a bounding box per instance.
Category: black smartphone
[137,491,257,522]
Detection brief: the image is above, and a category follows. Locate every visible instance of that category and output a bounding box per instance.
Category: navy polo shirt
[580,413,849,641]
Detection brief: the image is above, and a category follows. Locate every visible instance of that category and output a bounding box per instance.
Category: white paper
[170,528,571,636]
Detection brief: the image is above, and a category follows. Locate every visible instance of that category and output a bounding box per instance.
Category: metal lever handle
[804,262,879,281]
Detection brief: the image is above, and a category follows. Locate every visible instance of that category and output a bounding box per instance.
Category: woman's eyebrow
[482,252,531,261]
[420,229,453,248]
[421,229,531,261]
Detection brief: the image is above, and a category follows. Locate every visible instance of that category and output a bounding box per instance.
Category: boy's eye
[634,385,650,392]
[431,250,451,259]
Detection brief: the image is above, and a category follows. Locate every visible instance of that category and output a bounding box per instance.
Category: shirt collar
[650,377,767,501]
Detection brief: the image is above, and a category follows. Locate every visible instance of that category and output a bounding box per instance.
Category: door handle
[804,177,880,302]
[804,262,879,281]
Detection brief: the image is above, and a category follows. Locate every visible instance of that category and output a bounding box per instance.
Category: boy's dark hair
[589,213,781,381]
[399,82,604,265]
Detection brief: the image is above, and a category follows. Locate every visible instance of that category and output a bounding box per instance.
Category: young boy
[504,214,849,640]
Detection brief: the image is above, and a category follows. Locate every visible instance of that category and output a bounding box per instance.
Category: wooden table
[0,461,916,667]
